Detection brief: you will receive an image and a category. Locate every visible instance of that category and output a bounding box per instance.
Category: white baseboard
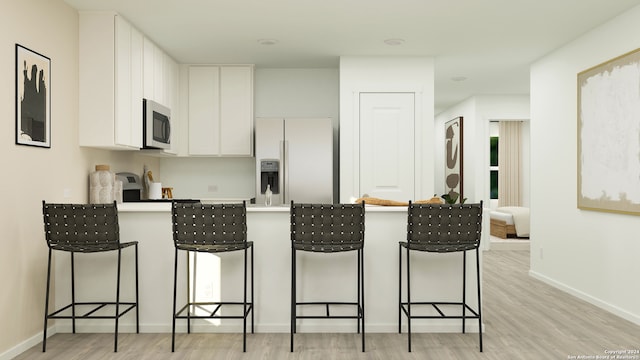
[0,326,54,360]
[529,270,640,326]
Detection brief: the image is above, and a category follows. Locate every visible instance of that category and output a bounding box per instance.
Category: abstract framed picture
[16,44,51,148]
[444,116,463,203]
[578,48,640,214]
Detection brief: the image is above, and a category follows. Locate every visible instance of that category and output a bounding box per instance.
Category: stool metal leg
[251,245,255,334]
[187,252,192,335]
[360,248,365,352]
[42,249,53,352]
[171,249,178,352]
[135,244,140,334]
[406,246,412,352]
[71,252,76,334]
[476,249,483,352]
[462,251,467,334]
[357,249,361,334]
[290,247,296,352]
[243,246,248,352]
[398,243,402,334]
[114,248,122,352]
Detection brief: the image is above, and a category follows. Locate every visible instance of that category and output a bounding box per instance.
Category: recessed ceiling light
[384,38,405,46]
[451,76,468,82]
[257,39,278,46]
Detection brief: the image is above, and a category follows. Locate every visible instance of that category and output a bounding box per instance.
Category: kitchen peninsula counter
[52,203,486,335]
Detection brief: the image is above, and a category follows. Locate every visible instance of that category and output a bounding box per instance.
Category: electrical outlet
[208,185,218,192]
[63,188,72,198]
[539,247,544,260]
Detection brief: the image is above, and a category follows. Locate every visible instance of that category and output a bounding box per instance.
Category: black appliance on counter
[116,172,143,202]
[116,172,199,203]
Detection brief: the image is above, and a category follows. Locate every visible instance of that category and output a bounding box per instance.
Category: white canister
[89,165,115,204]
[148,182,162,200]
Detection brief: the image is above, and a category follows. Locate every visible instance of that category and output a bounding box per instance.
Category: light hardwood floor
[15,250,640,359]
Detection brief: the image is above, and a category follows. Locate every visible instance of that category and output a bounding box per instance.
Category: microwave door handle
[165,119,171,143]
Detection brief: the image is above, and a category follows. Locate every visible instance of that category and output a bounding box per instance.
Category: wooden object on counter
[355,196,445,206]
[355,197,408,206]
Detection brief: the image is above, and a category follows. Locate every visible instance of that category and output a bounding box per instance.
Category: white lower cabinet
[188,65,254,156]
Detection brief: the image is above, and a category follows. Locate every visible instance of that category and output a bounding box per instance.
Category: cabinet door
[143,37,155,101]
[220,66,253,155]
[164,55,179,154]
[359,92,415,201]
[188,66,220,155]
[154,45,165,104]
[114,15,142,148]
[114,15,132,147]
[129,27,143,148]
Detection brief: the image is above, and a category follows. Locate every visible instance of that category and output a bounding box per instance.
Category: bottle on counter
[265,184,273,206]
[89,164,116,204]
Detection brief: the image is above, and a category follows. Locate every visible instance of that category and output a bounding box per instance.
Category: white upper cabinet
[79,11,179,152]
[188,65,254,156]
[142,37,179,154]
[79,12,143,149]
[143,37,178,110]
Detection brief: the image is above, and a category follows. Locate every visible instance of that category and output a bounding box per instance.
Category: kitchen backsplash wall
[159,157,255,200]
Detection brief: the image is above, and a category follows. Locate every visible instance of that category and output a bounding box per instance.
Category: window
[490,136,499,199]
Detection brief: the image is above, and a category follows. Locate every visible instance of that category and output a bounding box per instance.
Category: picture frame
[444,116,463,203]
[16,44,51,148]
[577,48,640,215]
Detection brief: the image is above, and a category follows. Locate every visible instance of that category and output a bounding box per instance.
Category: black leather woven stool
[41,201,139,352]
[290,201,365,352]
[399,201,483,352]
[170,201,253,352]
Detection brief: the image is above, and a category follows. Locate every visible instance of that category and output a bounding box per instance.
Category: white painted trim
[529,270,640,326]
[0,326,54,360]
[352,91,360,198]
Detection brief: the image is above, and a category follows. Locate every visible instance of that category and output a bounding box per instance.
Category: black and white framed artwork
[16,44,51,148]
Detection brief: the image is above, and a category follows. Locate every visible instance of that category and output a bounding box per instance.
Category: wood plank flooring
[14,250,640,359]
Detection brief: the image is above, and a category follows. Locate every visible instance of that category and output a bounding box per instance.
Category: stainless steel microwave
[143,98,171,150]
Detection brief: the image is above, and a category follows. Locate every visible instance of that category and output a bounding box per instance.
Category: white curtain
[498,121,522,206]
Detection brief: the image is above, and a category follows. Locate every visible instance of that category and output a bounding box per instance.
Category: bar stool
[399,201,483,352]
[41,201,139,352]
[170,201,253,352]
[290,201,365,352]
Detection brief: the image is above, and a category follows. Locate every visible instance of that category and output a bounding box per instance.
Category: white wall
[0,1,161,358]
[435,95,530,206]
[339,56,435,202]
[161,68,339,200]
[530,4,640,325]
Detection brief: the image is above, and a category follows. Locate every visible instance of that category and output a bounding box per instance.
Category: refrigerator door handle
[282,140,289,203]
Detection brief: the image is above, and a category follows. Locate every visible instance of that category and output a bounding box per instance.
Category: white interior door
[359,93,415,201]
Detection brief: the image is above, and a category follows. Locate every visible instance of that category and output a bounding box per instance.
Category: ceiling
[64,0,640,114]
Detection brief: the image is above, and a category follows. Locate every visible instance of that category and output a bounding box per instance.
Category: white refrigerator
[255,118,333,206]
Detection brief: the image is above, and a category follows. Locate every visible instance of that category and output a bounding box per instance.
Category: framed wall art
[444,116,463,203]
[16,44,51,148]
[578,48,640,214]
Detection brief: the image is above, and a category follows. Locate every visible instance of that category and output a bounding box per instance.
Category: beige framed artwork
[577,48,640,214]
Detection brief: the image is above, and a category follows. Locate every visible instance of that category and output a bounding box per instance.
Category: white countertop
[117,202,408,213]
